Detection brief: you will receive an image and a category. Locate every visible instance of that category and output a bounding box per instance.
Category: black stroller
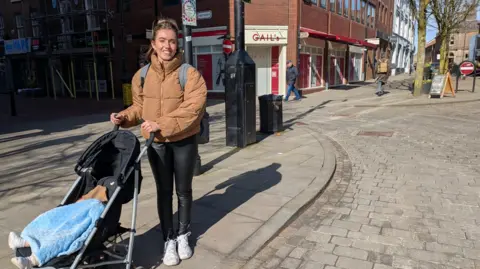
[15,125,155,269]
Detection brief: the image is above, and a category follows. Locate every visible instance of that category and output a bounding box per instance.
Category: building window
[311,0,318,4]
[85,0,101,31]
[367,4,371,27]
[0,15,4,41]
[15,15,25,38]
[330,0,335,12]
[356,0,361,22]
[360,0,366,24]
[337,0,342,15]
[344,0,349,17]
[351,0,356,20]
[321,0,327,8]
[450,36,454,45]
[371,5,375,28]
[30,11,41,38]
[60,1,74,33]
[465,54,469,59]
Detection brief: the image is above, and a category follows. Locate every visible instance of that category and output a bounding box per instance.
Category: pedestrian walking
[375,51,391,96]
[285,60,302,101]
[110,17,207,266]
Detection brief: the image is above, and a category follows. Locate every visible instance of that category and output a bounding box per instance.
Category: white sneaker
[177,232,192,260]
[163,239,180,266]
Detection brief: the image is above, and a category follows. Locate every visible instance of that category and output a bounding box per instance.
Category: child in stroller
[8,185,109,269]
[7,127,154,269]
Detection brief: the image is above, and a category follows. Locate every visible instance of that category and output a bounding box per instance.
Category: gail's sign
[252,33,280,42]
[245,27,288,44]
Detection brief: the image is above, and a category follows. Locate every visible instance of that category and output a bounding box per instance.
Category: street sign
[182,0,197,27]
[459,61,475,76]
[299,32,309,39]
[223,39,233,54]
[197,10,212,20]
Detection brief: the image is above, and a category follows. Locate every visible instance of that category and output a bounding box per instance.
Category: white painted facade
[391,0,415,75]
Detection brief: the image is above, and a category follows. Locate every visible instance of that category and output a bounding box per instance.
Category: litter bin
[259,94,283,133]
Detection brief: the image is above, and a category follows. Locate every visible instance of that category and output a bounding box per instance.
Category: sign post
[182,0,202,176]
[224,0,257,148]
[459,60,476,92]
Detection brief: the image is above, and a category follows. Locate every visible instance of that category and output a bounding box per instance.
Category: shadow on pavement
[283,100,332,127]
[129,163,282,268]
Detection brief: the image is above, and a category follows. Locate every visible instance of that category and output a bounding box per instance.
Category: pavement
[2,73,480,269]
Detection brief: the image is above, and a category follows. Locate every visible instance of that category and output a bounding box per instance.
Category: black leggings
[147,135,197,241]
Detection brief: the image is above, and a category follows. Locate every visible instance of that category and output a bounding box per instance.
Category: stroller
[15,125,155,269]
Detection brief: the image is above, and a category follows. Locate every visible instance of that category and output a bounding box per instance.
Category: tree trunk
[413,0,429,96]
[439,30,449,74]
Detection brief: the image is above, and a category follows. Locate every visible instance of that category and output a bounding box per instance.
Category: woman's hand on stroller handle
[111,117,157,147]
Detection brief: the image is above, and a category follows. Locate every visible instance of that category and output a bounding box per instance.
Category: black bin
[259,94,283,133]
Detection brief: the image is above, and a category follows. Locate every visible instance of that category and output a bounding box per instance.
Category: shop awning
[300,27,377,49]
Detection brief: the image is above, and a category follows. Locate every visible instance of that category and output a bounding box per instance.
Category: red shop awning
[300,27,377,49]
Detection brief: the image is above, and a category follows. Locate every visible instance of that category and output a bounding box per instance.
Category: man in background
[285,60,302,101]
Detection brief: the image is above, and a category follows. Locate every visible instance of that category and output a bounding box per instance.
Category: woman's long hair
[146,18,180,60]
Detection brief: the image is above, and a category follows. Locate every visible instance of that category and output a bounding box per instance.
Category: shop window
[196,46,211,54]
[0,15,4,41]
[15,14,25,38]
[212,45,223,53]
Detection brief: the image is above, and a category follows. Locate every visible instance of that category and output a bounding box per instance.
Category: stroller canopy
[74,130,142,204]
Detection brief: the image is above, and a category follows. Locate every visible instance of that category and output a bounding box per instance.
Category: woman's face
[151,28,178,61]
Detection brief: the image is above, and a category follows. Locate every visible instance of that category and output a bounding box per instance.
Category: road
[247,91,480,269]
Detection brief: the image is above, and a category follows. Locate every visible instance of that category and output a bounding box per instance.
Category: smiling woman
[110,17,207,267]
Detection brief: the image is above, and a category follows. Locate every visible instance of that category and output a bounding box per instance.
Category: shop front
[244,25,288,96]
[299,27,377,88]
[298,37,325,89]
[348,45,365,82]
[176,26,228,94]
[328,42,347,86]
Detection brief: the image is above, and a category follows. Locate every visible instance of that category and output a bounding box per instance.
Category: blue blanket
[21,199,105,266]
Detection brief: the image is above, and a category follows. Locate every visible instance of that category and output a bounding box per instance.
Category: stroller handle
[113,122,156,148]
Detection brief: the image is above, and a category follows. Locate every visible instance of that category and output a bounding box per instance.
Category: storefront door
[248,46,271,96]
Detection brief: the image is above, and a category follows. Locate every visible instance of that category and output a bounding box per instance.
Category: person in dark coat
[285,60,302,101]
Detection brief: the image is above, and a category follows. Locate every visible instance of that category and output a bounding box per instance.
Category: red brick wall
[301,5,329,32]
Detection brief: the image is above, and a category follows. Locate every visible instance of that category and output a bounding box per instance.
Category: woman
[110,18,207,266]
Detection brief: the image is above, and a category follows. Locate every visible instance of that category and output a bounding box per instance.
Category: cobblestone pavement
[246,101,480,269]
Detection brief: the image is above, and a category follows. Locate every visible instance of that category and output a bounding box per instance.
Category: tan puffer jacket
[118,52,207,143]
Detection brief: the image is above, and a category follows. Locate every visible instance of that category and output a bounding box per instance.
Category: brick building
[114,0,394,98]
[1,0,394,99]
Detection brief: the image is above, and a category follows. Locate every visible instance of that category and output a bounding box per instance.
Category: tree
[430,0,479,74]
[410,0,430,96]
